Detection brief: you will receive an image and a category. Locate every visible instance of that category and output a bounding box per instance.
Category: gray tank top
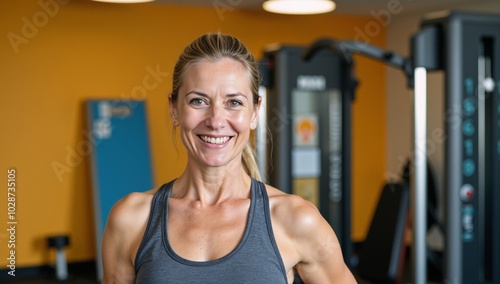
[134,178,288,284]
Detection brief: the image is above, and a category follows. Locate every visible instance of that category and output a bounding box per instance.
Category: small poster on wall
[293,114,319,146]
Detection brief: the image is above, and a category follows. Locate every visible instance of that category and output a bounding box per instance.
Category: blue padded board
[86,100,154,280]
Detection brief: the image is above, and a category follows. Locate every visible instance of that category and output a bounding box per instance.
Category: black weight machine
[258,11,500,284]
[257,45,354,266]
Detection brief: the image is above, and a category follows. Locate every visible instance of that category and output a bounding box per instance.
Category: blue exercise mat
[86,100,154,281]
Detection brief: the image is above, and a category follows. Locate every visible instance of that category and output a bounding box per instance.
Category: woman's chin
[197,157,228,168]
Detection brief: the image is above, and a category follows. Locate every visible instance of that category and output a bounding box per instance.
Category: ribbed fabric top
[134,178,288,284]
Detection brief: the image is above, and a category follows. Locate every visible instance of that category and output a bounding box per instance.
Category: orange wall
[0,0,386,267]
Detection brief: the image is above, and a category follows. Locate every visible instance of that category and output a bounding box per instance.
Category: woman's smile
[198,135,233,145]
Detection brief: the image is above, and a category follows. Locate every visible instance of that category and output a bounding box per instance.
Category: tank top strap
[251,178,288,281]
[134,180,173,272]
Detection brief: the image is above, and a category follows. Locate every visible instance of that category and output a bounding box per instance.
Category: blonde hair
[171,33,262,181]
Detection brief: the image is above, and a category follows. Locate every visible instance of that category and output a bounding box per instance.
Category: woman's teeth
[200,136,230,144]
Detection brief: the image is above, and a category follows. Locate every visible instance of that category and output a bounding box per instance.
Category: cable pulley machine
[302,11,500,284]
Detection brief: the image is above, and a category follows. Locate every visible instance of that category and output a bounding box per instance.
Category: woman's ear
[168,94,179,126]
[250,97,262,130]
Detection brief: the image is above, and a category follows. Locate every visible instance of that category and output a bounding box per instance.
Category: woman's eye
[190,98,205,106]
[228,100,243,107]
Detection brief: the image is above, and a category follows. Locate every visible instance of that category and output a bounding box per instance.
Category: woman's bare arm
[102,192,152,284]
[273,193,357,284]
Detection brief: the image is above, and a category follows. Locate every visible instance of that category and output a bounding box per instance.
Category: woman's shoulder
[106,187,160,232]
[264,183,318,211]
[264,184,325,236]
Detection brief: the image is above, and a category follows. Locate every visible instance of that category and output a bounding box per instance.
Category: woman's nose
[205,104,227,130]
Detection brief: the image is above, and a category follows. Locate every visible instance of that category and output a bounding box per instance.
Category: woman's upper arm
[287,199,357,284]
[102,194,146,284]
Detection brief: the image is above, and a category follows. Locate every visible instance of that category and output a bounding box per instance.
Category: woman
[102,33,356,284]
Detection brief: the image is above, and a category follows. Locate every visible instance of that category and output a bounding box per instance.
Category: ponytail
[242,143,261,181]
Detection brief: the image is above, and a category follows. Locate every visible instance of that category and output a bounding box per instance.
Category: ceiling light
[263,0,335,15]
[91,0,154,3]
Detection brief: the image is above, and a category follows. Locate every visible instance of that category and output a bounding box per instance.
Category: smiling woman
[101,33,356,284]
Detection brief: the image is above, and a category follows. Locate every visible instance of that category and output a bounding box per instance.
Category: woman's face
[170,58,260,170]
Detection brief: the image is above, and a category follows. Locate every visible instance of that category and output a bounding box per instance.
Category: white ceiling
[153,0,500,15]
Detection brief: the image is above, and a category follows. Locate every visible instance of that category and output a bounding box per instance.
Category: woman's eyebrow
[185,91,209,97]
[183,91,211,104]
[226,92,249,100]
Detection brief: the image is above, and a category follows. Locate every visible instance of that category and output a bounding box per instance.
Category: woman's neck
[172,162,252,206]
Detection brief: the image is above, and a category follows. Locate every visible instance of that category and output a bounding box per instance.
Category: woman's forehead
[180,59,252,92]
[188,57,247,73]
